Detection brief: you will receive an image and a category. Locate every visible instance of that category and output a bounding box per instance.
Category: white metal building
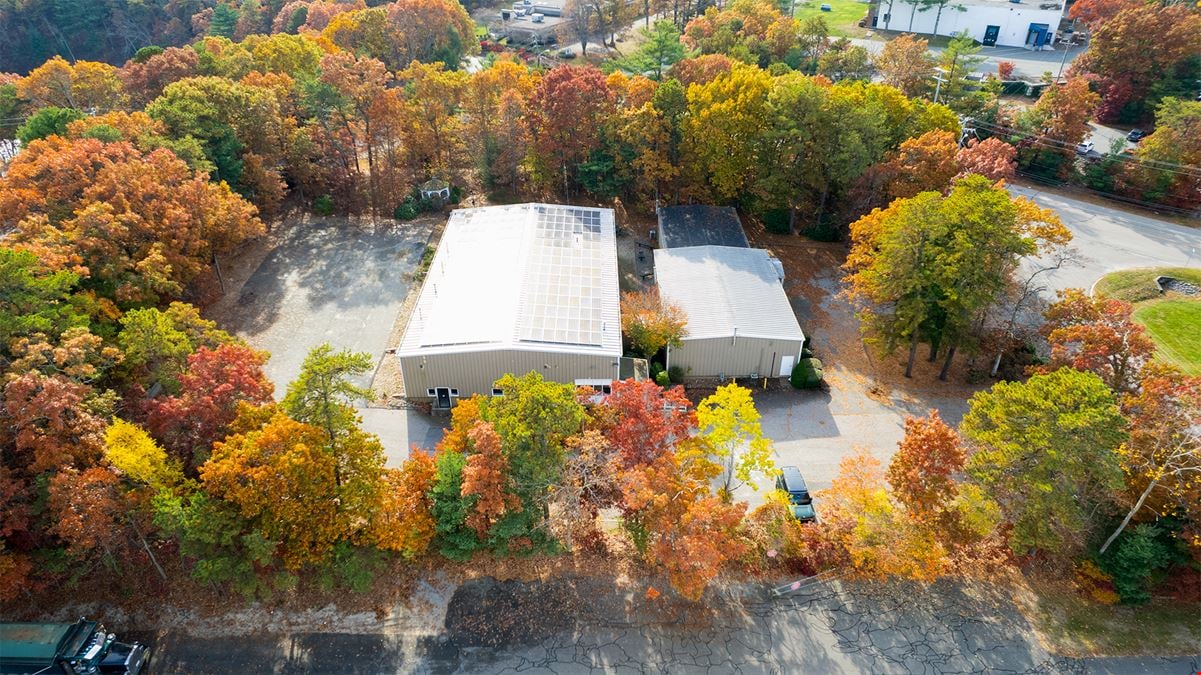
[654,246,805,380]
[879,0,1064,48]
[396,204,621,408]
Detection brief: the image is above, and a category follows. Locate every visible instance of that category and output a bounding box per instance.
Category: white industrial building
[396,204,622,409]
[654,246,805,381]
[876,0,1065,48]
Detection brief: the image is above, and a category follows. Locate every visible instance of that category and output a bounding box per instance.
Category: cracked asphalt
[145,577,1201,674]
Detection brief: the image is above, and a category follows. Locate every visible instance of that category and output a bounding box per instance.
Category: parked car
[1126,128,1147,143]
[1075,141,1094,155]
[557,47,576,59]
[775,466,817,522]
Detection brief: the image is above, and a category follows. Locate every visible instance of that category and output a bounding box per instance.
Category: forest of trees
[0,0,1198,609]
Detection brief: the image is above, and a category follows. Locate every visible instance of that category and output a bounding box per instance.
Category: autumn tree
[2,137,263,305]
[874,34,934,98]
[696,383,774,499]
[875,129,961,202]
[18,56,127,112]
[1040,288,1155,393]
[600,378,694,468]
[962,369,1127,555]
[143,344,275,469]
[372,452,437,559]
[463,60,538,192]
[104,419,184,492]
[816,448,950,580]
[844,174,1069,379]
[3,372,107,475]
[1073,4,1201,122]
[619,288,688,360]
[460,421,522,540]
[529,66,615,193]
[48,466,127,561]
[1101,367,1201,557]
[200,412,342,569]
[614,21,690,80]
[955,137,1016,182]
[886,410,964,522]
[816,39,871,83]
[1067,0,1135,29]
[621,440,747,600]
[1016,77,1099,175]
[121,46,200,106]
[680,63,772,200]
[549,430,622,551]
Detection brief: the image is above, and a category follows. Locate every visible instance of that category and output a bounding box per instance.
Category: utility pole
[1055,19,1078,82]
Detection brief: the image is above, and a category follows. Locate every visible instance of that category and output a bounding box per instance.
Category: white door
[779,354,796,377]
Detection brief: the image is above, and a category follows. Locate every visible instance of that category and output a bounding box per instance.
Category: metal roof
[657,205,749,249]
[397,204,621,358]
[0,621,81,661]
[653,246,805,342]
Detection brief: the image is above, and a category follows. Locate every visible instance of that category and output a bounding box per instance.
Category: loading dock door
[1025,23,1050,48]
[982,25,1000,46]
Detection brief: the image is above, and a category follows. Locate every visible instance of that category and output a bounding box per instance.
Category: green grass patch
[1133,299,1201,375]
[1024,582,1201,657]
[792,0,873,37]
[1093,267,1201,304]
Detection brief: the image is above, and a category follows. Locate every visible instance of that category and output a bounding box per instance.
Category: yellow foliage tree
[103,419,183,491]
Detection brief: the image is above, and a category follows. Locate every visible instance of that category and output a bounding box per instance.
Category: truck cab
[0,618,148,675]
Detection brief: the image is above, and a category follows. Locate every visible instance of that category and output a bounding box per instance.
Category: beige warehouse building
[654,245,805,380]
[396,203,622,409]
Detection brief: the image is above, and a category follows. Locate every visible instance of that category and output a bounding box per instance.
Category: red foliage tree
[143,344,275,469]
[1040,288,1156,392]
[47,466,126,558]
[120,46,200,106]
[956,138,1017,182]
[529,66,614,189]
[599,378,694,468]
[669,54,735,86]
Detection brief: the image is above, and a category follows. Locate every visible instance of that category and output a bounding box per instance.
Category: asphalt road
[1008,184,1201,294]
[142,576,1201,674]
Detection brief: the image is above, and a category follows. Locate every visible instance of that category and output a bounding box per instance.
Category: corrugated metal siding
[669,336,803,378]
[400,349,621,399]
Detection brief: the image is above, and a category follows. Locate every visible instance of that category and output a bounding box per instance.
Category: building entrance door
[982,25,1000,46]
[435,387,452,409]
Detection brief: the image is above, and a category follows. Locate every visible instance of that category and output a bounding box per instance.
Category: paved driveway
[224,219,439,463]
[1009,185,1201,294]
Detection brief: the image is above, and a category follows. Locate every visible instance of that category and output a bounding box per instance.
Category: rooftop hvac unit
[531,12,545,22]
[513,7,527,16]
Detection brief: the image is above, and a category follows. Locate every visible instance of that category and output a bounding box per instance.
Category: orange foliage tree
[600,378,694,468]
[2,137,263,304]
[200,413,342,569]
[886,410,965,522]
[460,421,522,538]
[373,451,438,559]
[622,440,747,600]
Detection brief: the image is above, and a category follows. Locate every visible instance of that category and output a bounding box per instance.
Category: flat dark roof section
[657,205,749,249]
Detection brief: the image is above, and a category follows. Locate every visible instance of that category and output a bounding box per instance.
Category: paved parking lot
[222,219,439,463]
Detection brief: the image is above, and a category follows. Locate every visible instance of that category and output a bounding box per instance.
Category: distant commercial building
[654,245,805,380]
[874,0,1065,48]
[396,204,622,409]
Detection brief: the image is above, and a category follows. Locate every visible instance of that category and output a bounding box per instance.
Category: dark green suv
[776,466,817,523]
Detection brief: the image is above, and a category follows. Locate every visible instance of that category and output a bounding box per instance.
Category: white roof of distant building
[397,204,621,358]
[654,246,805,342]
